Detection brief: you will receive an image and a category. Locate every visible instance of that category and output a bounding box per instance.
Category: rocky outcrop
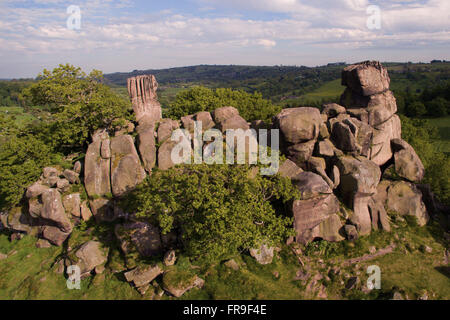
[381,181,429,226]
[292,194,340,244]
[115,221,163,267]
[391,139,425,183]
[127,75,162,124]
[341,61,390,97]
[66,241,109,278]
[110,134,146,197]
[124,265,163,288]
[84,130,111,198]
[274,107,322,145]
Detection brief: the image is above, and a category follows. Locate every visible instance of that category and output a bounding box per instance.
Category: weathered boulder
[250,243,274,265]
[42,167,59,180]
[369,115,402,166]
[292,172,332,200]
[28,198,42,218]
[124,265,163,288]
[136,122,157,173]
[331,121,357,152]
[350,195,374,235]
[286,140,316,166]
[73,161,82,174]
[89,198,115,223]
[3,207,35,234]
[344,224,358,241]
[341,61,390,96]
[316,139,335,157]
[110,134,146,197]
[127,75,162,124]
[80,201,93,221]
[26,182,49,199]
[42,226,71,246]
[319,122,330,139]
[391,139,425,183]
[70,241,109,277]
[212,106,239,124]
[337,156,381,202]
[84,130,111,198]
[322,103,346,118]
[292,194,340,244]
[342,89,397,127]
[56,178,70,193]
[163,270,205,298]
[368,197,391,231]
[274,107,322,144]
[158,119,180,143]
[346,108,369,124]
[115,221,162,259]
[62,193,81,218]
[385,181,429,226]
[41,189,72,234]
[316,214,345,242]
[158,140,177,171]
[278,159,303,179]
[337,156,382,235]
[183,111,216,132]
[217,114,250,132]
[63,169,80,184]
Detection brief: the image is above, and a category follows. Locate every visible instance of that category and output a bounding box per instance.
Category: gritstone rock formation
[127,75,162,124]
[3,61,442,297]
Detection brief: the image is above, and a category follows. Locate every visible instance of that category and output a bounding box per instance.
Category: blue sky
[0,0,449,78]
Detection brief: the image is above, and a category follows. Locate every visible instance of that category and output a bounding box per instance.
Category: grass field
[1,217,448,300]
[0,106,36,126]
[427,116,450,154]
[300,79,344,101]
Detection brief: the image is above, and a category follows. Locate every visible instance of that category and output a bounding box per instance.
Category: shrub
[123,164,298,262]
[166,86,281,123]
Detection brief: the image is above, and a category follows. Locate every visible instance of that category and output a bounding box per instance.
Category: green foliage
[427,97,448,117]
[406,101,427,117]
[166,86,281,123]
[123,164,298,263]
[0,134,62,209]
[0,80,32,107]
[23,64,134,151]
[400,115,450,205]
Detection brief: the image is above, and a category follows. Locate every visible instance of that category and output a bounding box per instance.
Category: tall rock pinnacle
[127,75,162,124]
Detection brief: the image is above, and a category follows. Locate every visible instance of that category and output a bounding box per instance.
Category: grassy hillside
[1,217,448,300]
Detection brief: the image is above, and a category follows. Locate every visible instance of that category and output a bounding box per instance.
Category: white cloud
[0,0,449,77]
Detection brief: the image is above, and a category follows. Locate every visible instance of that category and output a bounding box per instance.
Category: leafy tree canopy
[23,64,134,152]
[166,86,281,123]
[123,164,299,262]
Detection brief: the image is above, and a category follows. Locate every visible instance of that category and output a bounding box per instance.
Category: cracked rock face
[127,75,162,124]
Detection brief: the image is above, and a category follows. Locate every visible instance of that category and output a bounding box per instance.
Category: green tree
[406,101,427,117]
[0,133,63,209]
[426,97,448,117]
[166,86,281,123]
[123,164,298,262]
[23,64,134,152]
[400,115,450,205]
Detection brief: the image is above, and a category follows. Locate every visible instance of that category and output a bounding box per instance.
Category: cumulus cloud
[0,0,449,77]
